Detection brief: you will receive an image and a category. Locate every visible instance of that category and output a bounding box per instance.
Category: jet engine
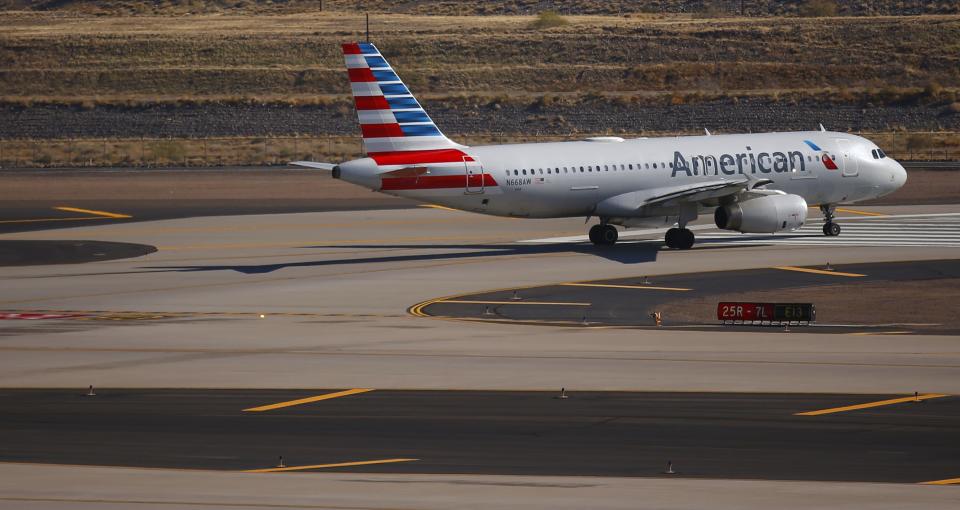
[714,194,808,233]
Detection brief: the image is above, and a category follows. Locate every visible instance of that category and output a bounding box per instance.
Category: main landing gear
[664,227,695,250]
[587,221,695,249]
[820,204,841,236]
[589,224,618,245]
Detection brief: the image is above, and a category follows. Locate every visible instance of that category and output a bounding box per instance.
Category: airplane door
[835,138,859,177]
[464,157,484,194]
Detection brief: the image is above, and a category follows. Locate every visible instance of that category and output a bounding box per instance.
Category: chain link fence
[0,132,957,169]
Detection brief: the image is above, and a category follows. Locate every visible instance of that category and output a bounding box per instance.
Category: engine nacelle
[714,194,808,233]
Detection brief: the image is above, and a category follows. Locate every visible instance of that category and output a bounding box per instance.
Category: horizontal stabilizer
[289,161,338,170]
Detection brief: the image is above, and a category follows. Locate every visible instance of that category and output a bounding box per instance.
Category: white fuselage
[337,130,906,227]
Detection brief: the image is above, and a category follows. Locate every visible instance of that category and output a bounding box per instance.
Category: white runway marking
[520,213,960,248]
[699,216,960,248]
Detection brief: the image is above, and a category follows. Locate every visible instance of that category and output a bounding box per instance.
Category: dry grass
[1,12,958,103]
[1,1,957,16]
[0,136,364,168]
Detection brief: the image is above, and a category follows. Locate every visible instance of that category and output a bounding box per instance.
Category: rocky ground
[4,98,959,140]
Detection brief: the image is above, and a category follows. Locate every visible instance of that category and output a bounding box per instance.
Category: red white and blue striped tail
[343,42,464,158]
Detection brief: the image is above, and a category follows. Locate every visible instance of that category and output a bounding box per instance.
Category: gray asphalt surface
[1,389,957,483]
[422,259,960,334]
[0,167,413,234]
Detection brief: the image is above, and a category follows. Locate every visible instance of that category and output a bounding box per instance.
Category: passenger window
[522,169,527,175]
[669,163,673,168]
[653,163,657,169]
[628,164,633,170]
[579,166,584,172]
[514,170,518,175]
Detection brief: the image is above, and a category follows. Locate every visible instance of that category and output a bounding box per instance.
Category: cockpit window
[878,149,887,158]
[871,149,878,159]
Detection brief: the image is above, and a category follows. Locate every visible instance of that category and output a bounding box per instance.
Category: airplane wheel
[588,224,603,245]
[599,225,618,245]
[676,228,695,250]
[823,222,841,237]
[665,228,679,249]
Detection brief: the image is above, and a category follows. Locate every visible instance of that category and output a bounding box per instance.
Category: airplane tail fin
[342,42,464,160]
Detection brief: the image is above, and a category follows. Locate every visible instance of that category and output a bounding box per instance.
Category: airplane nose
[892,160,907,190]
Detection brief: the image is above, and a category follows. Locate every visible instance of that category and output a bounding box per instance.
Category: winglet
[818,123,826,132]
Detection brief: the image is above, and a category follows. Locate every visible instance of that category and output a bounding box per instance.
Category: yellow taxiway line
[418,204,460,212]
[437,299,590,306]
[0,216,112,225]
[774,266,866,278]
[243,388,374,412]
[561,282,691,291]
[0,206,132,224]
[244,458,418,473]
[920,477,960,485]
[54,206,132,219]
[835,208,887,217]
[795,393,949,416]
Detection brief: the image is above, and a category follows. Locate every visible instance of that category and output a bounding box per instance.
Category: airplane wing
[595,177,774,217]
[289,161,338,170]
[643,177,773,207]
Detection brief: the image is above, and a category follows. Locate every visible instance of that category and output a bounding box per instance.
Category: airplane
[293,42,907,249]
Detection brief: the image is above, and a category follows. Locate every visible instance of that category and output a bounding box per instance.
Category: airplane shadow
[143,241,662,274]
[139,237,764,275]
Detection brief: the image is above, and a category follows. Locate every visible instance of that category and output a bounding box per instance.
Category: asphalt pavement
[1,389,957,483]
[420,259,960,333]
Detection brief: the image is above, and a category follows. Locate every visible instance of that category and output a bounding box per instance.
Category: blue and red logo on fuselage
[804,140,838,170]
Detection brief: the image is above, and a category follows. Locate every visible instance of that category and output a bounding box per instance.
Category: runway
[2,388,958,483]
[1,204,959,393]
[2,201,960,508]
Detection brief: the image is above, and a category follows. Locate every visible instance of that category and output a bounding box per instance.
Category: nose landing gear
[821,205,841,236]
[589,224,618,245]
